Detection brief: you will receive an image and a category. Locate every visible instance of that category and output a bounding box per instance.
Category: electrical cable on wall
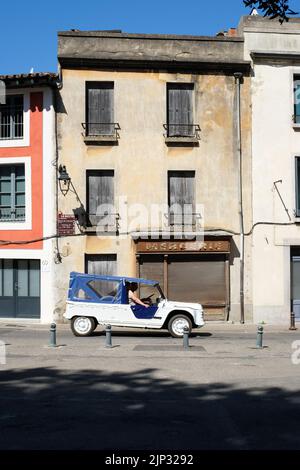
[0,221,296,247]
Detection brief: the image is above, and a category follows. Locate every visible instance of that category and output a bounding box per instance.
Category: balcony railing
[294,114,300,124]
[0,105,24,140]
[82,122,120,139]
[166,212,202,227]
[0,207,25,222]
[86,212,120,233]
[164,123,200,139]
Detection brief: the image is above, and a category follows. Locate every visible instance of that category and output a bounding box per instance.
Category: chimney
[228,28,237,37]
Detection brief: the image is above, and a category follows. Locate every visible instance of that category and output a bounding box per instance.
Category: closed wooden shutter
[87,82,114,135]
[139,255,164,299]
[86,254,117,297]
[168,254,227,319]
[86,254,117,276]
[168,84,193,136]
[168,171,195,225]
[87,170,114,227]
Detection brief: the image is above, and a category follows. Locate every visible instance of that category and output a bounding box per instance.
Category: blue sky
[0,0,299,75]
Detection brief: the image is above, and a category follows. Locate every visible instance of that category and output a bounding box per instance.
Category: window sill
[165,136,199,147]
[293,123,300,130]
[83,135,119,146]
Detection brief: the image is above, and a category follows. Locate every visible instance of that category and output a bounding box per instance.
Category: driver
[126,282,150,308]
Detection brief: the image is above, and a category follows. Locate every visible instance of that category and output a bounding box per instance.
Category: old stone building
[53,29,252,323]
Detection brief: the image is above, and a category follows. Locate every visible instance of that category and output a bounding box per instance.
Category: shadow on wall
[0,367,300,450]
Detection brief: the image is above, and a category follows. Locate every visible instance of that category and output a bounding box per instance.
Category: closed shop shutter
[168,254,227,320]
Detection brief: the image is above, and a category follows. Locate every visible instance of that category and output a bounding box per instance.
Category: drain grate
[133,345,206,352]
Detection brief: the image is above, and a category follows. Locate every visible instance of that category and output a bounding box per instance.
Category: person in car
[127,282,150,308]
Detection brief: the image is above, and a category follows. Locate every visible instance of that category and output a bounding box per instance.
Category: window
[0,95,23,140]
[86,170,115,229]
[167,83,194,137]
[168,171,195,225]
[0,164,25,222]
[86,82,114,136]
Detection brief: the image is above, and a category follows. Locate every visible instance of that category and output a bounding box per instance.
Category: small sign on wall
[57,213,75,236]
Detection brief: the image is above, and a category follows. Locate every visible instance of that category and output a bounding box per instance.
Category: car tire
[71,316,96,337]
[168,314,192,338]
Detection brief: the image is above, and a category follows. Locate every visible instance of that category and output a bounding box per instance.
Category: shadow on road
[0,367,299,450]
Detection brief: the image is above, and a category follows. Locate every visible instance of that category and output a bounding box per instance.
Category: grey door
[0,259,40,318]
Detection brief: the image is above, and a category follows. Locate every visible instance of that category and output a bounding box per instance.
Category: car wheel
[71,316,96,337]
[168,314,192,338]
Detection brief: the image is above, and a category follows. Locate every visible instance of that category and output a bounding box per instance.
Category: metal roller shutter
[168,254,227,320]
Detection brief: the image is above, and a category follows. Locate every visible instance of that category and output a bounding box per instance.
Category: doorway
[0,259,40,318]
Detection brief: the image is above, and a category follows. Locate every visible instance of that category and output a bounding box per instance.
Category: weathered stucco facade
[54,30,252,323]
[239,16,300,325]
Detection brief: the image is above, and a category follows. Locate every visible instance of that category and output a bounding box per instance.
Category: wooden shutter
[86,254,117,296]
[168,171,195,225]
[168,84,193,136]
[86,254,117,276]
[87,83,114,135]
[87,170,114,227]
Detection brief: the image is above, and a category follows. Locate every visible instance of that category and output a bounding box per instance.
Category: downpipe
[234,72,245,324]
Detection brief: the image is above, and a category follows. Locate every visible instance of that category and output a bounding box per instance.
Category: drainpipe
[53,73,63,264]
[234,72,245,324]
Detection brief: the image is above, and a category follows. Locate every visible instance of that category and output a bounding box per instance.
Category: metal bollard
[49,323,57,347]
[183,326,190,349]
[289,312,298,331]
[105,324,112,348]
[256,325,264,349]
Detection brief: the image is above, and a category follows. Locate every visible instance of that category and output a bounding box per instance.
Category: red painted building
[0,73,57,321]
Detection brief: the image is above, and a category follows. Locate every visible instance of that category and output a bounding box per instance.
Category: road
[0,322,299,450]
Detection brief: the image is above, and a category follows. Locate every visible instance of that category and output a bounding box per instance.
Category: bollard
[105,324,112,348]
[183,326,190,350]
[289,312,298,331]
[49,323,57,347]
[256,325,264,349]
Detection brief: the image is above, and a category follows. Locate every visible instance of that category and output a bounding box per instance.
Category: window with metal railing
[0,95,24,140]
[166,83,199,138]
[0,164,25,221]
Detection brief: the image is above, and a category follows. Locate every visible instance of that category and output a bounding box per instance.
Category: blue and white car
[64,272,205,338]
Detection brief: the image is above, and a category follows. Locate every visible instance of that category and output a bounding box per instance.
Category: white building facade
[240,16,300,325]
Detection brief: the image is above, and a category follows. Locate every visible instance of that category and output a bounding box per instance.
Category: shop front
[136,238,231,321]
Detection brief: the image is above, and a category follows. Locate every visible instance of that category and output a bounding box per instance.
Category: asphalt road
[0,323,300,450]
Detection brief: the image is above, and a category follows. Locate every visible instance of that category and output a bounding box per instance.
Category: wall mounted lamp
[58,164,71,196]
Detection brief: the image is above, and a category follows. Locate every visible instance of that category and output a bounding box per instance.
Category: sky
[0,0,299,75]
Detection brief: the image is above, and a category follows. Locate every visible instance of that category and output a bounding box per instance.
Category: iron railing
[294,114,300,124]
[0,207,25,222]
[166,212,202,227]
[164,123,200,139]
[82,122,120,138]
[0,105,24,140]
